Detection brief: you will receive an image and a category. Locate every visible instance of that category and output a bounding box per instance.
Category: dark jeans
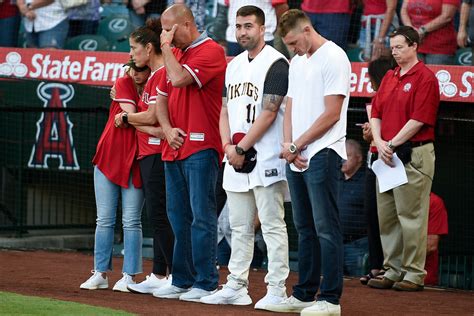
[0,15,21,47]
[286,149,344,305]
[364,168,384,271]
[164,149,219,291]
[139,154,174,276]
[306,12,350,50]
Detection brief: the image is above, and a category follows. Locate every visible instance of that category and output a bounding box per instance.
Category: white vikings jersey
[223,45,288,192]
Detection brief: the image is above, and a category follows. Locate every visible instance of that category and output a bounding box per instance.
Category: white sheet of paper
[372,153,408,193]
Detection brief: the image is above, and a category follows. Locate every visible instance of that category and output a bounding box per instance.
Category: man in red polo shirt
[151,4,227,302]
[367,26,439,292]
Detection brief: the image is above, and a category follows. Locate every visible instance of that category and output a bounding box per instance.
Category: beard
[237,36,259,51]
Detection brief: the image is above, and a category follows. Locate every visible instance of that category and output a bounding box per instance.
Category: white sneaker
[264,295,315,313]
[301,301,341,316]
[200,286,252,305]
[127,274,170,294]
[179,287,217,302]
[153,284,190,299]
[112,272,135,292]
[254,292,287,311]
[80,271,108,290]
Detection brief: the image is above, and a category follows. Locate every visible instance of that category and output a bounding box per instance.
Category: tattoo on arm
[262,94,284,112]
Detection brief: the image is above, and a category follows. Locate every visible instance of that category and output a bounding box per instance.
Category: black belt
[410,141,432,148]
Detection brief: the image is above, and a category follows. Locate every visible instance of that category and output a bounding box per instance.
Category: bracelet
[376,37,384,44]
[122,112,128,124]
[223,142,230,151]
[160,41,170,49]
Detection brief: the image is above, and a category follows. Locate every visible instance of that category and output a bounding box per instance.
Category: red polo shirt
[425,192,448,285]
[157,38,227,162]
[301,0,351,14]
[136,67,164,159]
[92,75,142,188]
[371,62,439,142]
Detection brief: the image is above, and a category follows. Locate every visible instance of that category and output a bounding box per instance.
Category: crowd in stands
[0,0,473,65]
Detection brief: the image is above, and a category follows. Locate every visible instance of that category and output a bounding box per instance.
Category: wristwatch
[289,143,298,154]
[419,26,428,36]
[122,112,128,124]
[387,140,395,150]
[235,145,246,155]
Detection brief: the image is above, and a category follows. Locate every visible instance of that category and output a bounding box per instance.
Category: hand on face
[160,24,178,47]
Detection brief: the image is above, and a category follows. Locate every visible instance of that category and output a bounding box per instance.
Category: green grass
[0,291,134,315]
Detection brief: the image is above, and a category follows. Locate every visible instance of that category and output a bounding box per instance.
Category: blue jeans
[93,166,144,274]
[286,149,344,304]
[164,149,219,291]
[0,15,21,47]
[306,12,350,50]
[344,237,369,277]
[25,18,69,49]
[418,53,454,65]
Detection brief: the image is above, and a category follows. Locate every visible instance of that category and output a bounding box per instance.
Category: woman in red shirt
[401,0,459,65]
[80,62,151,292]
[114,18,175,295]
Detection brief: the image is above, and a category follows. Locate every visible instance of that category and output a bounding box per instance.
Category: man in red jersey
[151,4,227,302]
[368,26,440,292]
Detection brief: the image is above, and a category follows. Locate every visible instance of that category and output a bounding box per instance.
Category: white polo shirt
[287,41,351,172]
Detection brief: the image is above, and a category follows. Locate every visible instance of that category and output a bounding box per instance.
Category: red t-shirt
[157,38,227,162]
[301,0,351,14]
[425,192,449,285]
[371,62,440,142]
[363,0,387,16]
[0,2,19,19]
[136,67,165,159]
[92,75,142,188]
[405,0,459,55]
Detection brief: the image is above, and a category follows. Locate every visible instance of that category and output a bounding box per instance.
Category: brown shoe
[367,277,395,289]
[393,280,424,292]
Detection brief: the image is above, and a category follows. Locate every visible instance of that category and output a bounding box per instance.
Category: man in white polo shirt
[268,9,351,316]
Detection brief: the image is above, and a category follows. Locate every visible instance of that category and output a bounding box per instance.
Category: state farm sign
[349,63,474,102]
[1,48,474,102]
[0,48,128,86]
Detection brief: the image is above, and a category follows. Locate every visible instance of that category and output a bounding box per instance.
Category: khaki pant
[376,143,435,285]
[226,181,289,296]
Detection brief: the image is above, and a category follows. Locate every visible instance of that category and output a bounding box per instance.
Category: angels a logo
[28,83,80,170]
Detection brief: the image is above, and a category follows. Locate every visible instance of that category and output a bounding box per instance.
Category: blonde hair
[278,9,311,37]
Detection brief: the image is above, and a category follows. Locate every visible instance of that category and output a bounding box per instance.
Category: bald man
[152,4,228,303]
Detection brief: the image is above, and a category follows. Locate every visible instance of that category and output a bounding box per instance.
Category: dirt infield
[0,250,473,315]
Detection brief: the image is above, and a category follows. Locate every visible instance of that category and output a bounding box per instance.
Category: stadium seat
[98,15,134,43]
[346,47,365,62]
[100,4,129,19]
[65,35,110,51]
[110,39,130,52]
[455,48,472,66]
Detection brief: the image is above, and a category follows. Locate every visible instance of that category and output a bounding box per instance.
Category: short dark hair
[278,9,312,37]
[389,26,420,47]
[236,5,265,26]
[368,56,396,90]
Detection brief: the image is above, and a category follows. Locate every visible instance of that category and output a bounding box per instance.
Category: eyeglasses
[389,30,414,45]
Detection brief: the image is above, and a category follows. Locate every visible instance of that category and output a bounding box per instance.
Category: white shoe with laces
[153,284,190,299]
[254,292,288,311]
[80,271,108,290]
[112,272,135,292]
[301,300,341,316]
[127,274,171,294]
[179,287,217,302]
[200,286,252,305]
[264,295,315,313]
